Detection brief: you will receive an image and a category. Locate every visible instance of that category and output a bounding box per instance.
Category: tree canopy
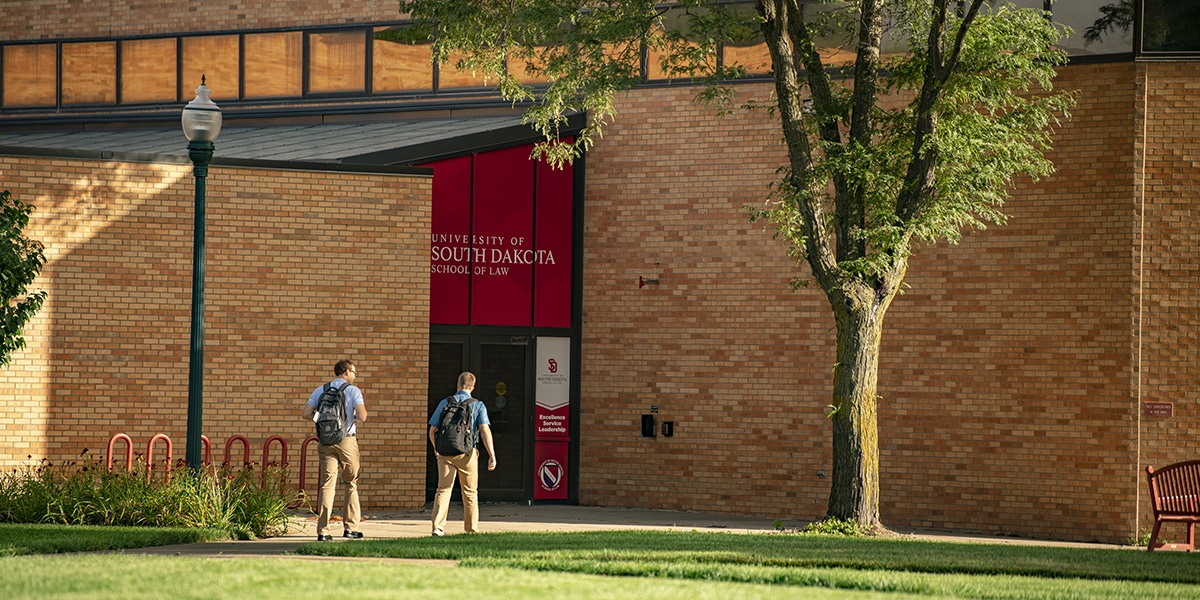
[0,189,47,368]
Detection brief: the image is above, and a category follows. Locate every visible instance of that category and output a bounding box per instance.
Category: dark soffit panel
[0,112,586,166]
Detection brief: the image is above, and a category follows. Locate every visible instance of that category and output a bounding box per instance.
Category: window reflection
[1140,1,1200,54]
[438,51,490,90]
[244,32,303,99]
[373,26,434,93]
[182,36,240,101]
[2,44,56,107]
[1055,0,1133,56]
[121,38,177,104]
[62,41,116,105]
[310,31,366,94]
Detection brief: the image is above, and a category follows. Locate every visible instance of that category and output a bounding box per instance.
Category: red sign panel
[428,155,472,325]
[536,403,570,440]
[535,156,573,328]
[425,144,573,327]
[534,441,569,500]
[472,146,535,325]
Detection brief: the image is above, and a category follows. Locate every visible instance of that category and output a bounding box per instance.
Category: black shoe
[317,534,333,542]
[343,530,363,539]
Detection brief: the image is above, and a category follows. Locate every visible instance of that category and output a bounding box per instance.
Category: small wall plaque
[1143,401,1173,418]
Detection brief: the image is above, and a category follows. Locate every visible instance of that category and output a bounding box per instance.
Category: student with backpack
[427,371,495,536]
[301,359,368,541]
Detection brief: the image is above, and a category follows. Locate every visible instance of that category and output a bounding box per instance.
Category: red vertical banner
[471,145,535,326]
[427,155,472,325]
[534,150,573,329]
[534,337,570,500]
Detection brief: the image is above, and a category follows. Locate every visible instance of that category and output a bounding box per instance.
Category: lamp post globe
[182,76,222,143]
[182,76,220,471]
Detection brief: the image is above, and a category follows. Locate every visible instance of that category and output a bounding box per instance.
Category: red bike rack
[102,432,319,510]
[200,434,212,465]
[262,435,288,490]
[294,435,320,508]
[224,434,251,466]
[146,433,172,483]
[106,433,134,473]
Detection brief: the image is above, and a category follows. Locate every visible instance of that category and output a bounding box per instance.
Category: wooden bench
[1146,460,1200,552]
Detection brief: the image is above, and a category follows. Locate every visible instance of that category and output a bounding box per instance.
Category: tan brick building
[1,2,1197,543]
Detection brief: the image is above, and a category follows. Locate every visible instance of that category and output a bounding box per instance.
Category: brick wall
[880,62,1140,540]
[579,83,833,520]
[0,155,431,510]
[1136,62,1200,502]
[577,59,1189,543]
[0,1,401,41]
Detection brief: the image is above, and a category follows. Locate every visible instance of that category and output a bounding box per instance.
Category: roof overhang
[0,112,586,167]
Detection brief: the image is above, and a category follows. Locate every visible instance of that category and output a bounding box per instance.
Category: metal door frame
[426,330,535,503]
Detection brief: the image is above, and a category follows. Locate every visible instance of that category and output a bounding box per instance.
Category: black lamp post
[181,76,221,470]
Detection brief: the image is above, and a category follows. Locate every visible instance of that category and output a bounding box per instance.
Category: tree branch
[756,0,838,285]
[894,0,984,227]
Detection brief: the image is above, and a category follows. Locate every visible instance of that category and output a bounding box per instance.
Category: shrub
[800,517,867,537]
[0,452,297,538]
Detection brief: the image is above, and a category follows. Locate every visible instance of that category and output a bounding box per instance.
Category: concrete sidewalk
[120,504,1129,559]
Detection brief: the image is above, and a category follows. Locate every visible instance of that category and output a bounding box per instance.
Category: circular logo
[538,459,564,491]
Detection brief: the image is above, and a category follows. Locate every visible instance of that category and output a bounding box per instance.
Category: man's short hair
[458,371,476,389]
[335,359,355,376]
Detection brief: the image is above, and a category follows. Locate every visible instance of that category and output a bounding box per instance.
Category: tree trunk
[825,297,883,528]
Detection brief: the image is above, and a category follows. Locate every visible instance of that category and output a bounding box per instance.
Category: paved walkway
[121,504,1129,559]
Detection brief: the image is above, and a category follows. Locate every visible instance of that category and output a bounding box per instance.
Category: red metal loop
[224,434,251,466]
[262,435,289,490]
[200,434,212,466]
[105,433,133,473]
[292,436,320,509]
[146,434,173,483]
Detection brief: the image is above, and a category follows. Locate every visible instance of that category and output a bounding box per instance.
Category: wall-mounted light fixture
[638,275,659,288]
[802,97,815,115]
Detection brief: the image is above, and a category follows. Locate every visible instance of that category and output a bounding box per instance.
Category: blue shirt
[307,377,363,436]
[428,391,490,447]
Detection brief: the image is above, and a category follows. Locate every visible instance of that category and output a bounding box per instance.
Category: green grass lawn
[3,525,1200,599]
[294,530,1200,599]
[0,523,232,556]
[3,554,934,600]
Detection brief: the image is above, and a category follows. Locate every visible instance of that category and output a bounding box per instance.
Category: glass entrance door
[426,333,532,502]
[426,335,467,501]
[472,336,531,501]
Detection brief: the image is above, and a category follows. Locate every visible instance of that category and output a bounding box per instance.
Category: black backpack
[434,396,476,456]
[315,383,350,445]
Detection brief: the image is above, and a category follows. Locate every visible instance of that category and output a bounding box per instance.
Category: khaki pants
[432,448,479,533]
[316,435,361,535]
